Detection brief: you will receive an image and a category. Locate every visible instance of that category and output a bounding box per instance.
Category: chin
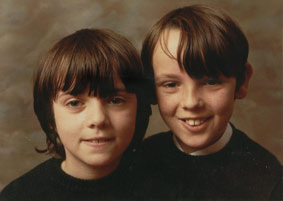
[85,155,118,167]
[179,134,213,151]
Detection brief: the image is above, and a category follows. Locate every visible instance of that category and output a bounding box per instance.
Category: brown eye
[206,79,222,85]
[67,100,82,107]
[164,82,177,88]
[109,97,125,105]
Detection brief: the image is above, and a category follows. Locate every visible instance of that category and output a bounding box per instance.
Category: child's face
[152,29,241,153]
[53,77,137,179]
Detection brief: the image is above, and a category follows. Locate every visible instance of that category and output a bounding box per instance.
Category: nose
[180,85,203,110]
[87,98,107,129]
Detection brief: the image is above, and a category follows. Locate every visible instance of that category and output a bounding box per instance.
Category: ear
[235,62,253,99]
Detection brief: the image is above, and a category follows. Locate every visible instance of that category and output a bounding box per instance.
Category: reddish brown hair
[34,29,151,158]
[142,4,249,103]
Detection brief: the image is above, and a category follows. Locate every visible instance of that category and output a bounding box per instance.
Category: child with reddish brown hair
[0,28,151,201]
[138,4,282,200]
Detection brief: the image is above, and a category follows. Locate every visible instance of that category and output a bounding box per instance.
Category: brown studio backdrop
[0,0,282,190]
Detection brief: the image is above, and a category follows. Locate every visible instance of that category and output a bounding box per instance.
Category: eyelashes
[163,82,179,88]
[204,78,222,85]
[160,78,222,88]
[156,77,223,94]
[66,100,83,108]
[65,95,127,110]
[108,97,126,105]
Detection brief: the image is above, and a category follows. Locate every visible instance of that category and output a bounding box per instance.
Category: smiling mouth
[84,138,115,144]
[182,117,210,127]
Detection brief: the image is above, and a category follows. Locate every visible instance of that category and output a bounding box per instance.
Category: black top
[135,125,282,200]
[0,156,137,201]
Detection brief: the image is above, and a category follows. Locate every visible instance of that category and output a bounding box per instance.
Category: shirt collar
[173,123,233,156]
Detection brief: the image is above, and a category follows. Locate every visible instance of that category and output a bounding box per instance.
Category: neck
[61,158,120,180]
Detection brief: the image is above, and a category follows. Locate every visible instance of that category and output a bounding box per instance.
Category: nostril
[88,123,95,129]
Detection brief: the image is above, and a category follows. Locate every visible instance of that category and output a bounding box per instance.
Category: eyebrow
[155,74,180,83]
[57,92,73,99]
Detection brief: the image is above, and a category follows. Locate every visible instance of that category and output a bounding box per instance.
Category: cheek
[111,107,137,136]
[53,107,67,133]
[117,115,136,132]
[208,90,235,116]
[53,105,80,139]
[114,115,136,146]
[156,91,176,115]
[54,116,73,141]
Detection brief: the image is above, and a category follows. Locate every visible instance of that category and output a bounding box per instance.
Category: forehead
[153,29,182,76]
[152,28,227,80]
[154,29,181,59]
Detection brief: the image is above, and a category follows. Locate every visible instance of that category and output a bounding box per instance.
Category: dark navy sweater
[0,156,137,201]
[136,126,282,200]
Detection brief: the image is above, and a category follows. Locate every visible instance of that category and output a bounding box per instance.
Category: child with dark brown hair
[0,28,151,201]
[138,4,282,200]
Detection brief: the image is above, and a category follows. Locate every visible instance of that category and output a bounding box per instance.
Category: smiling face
[152,29,245,153]
[53,77,137,179]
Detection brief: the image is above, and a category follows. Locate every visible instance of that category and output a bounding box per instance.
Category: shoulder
[232,127,280,161]
[230,126,282,175]
[0,158,60,201]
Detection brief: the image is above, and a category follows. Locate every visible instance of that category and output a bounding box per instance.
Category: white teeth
[195,120,200,125]
[85,137,115,144]
[188,120,195,126]
[185,119,205,126]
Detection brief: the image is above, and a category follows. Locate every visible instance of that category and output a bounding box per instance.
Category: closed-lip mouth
[82,137,115,142]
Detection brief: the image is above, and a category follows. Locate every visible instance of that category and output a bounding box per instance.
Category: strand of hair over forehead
[51,29,129,97]
[157,5,245,79]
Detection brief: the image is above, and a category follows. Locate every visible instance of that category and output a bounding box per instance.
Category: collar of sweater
[173,123,232,156]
